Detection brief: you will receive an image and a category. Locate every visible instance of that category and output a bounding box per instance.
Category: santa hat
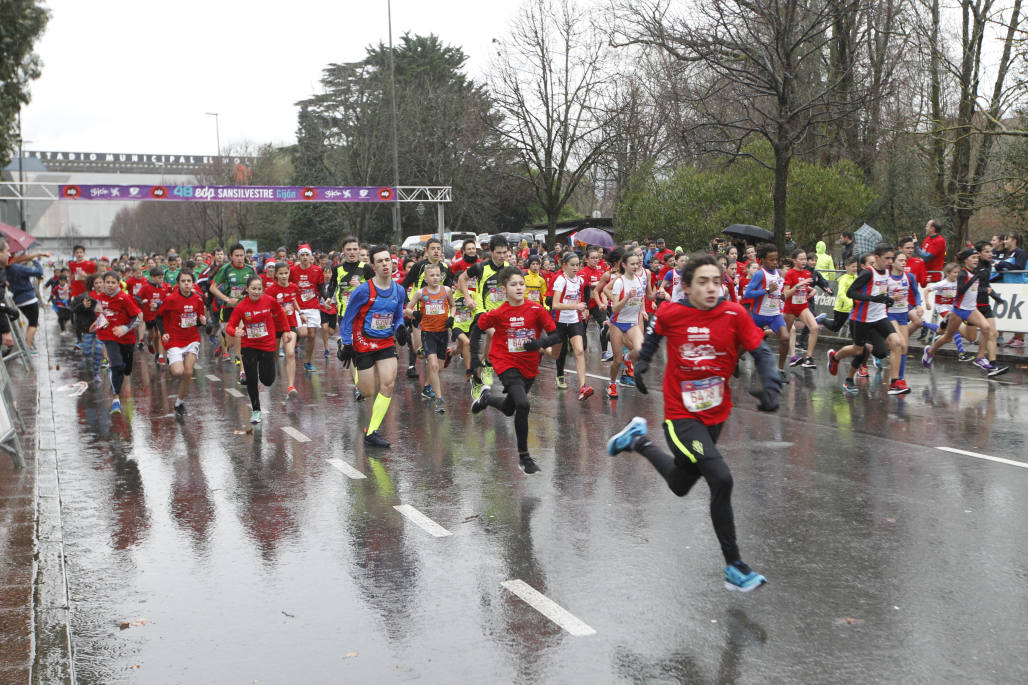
[297,243,313,255]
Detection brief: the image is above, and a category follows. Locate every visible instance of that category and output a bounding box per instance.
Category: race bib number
[468,277,478,291]
[488,286,503,303]
[527,290,540,302]
[455,307,472,324]
[245,322,268,339]
[301,287,315,301]
[283,301,294,315]
[791,288,807,305]
[370,313,393,331]
[425,303,444,316]
[181,312,197,328]
[628,295,642,308]
[340,290,351,307]
[230,285,245,298]
[507,328,533,353]
[680,377,724,413]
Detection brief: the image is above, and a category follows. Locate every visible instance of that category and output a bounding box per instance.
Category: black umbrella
[722,224,774,244]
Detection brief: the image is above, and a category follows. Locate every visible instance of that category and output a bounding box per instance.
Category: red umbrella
[0,221,39,253]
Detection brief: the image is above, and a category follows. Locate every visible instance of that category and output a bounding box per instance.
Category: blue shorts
[751,312,786,332]
[952,307,975,322]
[610,321,636,333]
[887,311,909,326]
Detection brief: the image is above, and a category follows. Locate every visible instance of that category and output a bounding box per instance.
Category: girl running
[782,250,821,369]
[552,252,593,399]
[884,252,921,394]
[606,252,651,399]
[156,271,207,416]
[95,271,143,415]
[266,262,304,396]
[743,245,790,378]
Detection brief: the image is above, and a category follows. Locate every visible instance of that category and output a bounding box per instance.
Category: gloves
[749,388,780,412]
[634,360,649,395]
[412,311,423,328]
[395,324,409,347]
[522,338,542,352]
[872,294,893,305]
[445,316,454,330]
[337,343,355,368]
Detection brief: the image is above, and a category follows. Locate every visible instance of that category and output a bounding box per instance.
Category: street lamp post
[205,112,223,242]
[17,110,26,231]
[387,0,402,245]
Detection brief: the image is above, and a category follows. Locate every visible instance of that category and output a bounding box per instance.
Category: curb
[816,332,1027,366]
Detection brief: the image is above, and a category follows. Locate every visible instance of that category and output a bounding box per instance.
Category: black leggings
[822,309,850,333]
[484,369,535,455]
[241,347,276,410]
[103,340,135,395]
[634,419,740,564]
[555,321,584,377]
[586,305,609,353]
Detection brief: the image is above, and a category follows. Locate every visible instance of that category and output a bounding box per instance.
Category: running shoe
[250,410,262,424]
[110,399,122,415]
[174,402,187,416]
[101,358,110,368]
[443,347,454,368]
[323,349,330,358]
[416,346,425,359]
[287,386,298,398]
[801,357,817,369]
[519,454,540,474]
[606,382,618,399]
[480,363,494,386]
[406,364,418,378]
[433,397,446,414]
[972,357,992,372]
[221,351,230,361]
[957,352,975,362]
[471,381,486,403]
[74,342,82,351]
[422,384,436,399]
[279,350,285,358]
[1007,338,1025,349]
[780,371,790,384]
[788,355,803,367]
[988,364,1009,378]
[623,358,635,376]
[601,351,614,363]
[842,379,859,394]
[997,336,1005,347]
[555,376,568,390]
[814,313,828,326]
[872,356,882,369]
[607,416,647,456]
[888,379,910,395]
[618,373,636,387]
[857,365,869,378]
[157,355,166,366]
[234,355,242,366]
[137,341,144,350]
[724,561,767,592]
[364,430,390,448]
[147,342,155,354]
[239,370,247,385]
[471,387,490,414]
[827,349,839,376]
[93,374,102,384]
[921,349,934,368]
[303,362,317,373]
[578,386,594,400]
[353,387,364,402]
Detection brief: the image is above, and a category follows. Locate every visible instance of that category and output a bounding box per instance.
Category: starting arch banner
[58,184,396,203]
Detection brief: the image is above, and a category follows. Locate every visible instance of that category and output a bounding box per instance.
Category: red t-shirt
[783,268,812,314]
[95,291,142,344]
[542,270,558,297]
[477,301,557,378]
[906,258,928,289]
[289,264,324,307]
[653,299,765,425]
[158,289,206,348]
[125,276,146,301]
[226,295,289,351]
[69,260,97,297]
[266,282,303,326]
[920,234,946,282]
[137,281,171,322]
[580,263,607,307]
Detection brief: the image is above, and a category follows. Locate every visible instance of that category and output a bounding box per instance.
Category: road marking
[936,446,1028,469]
[282,426,310,443]
[501,579,596,636]
[562,369,611,383]
[393,504,452,537]
[226,388,245,398]
[207,374,221,382]
[326,458,366,479]
[951,375,1016,386]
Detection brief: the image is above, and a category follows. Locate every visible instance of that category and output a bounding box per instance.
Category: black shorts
[145,320,157,330]
[355,346,397,371]
[220,307,234,323]
[451,328,470,343]
[17,302,39,328]
[498,368,535,394]
[421,330,449,358]
[588,305,607,325]
[976,305,994,319]
[851,318,895,359]
[556,321,585,341]
[662,418,724,467]
[322,313,338,329]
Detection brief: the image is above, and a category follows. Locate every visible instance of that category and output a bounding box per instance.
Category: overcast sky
[21,0,521,155]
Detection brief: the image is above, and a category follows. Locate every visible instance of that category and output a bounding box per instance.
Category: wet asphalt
[36,319,1028,684]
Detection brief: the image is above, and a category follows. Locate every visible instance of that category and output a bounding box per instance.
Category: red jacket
[226,295,289,351]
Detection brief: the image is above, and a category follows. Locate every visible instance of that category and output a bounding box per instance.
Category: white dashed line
[207,374,221,382]
[282,426,311,443]
[226,388,245,398]
[326,458,366,479]
[501,579,596,636]
[936,446,1028,469]
[393,505,452,537]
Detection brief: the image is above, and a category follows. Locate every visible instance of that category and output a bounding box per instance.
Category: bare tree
[491,0,615,245]
[611,0,868,250]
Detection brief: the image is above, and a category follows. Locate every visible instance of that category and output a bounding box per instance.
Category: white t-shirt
[552,274,584,324]
[612,272,647,325]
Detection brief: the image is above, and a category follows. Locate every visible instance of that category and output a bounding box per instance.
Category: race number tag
[230,285,245,298]
[527,290,540,302]
[245,322,268,339]
[488,286,504,303]
[301,287,315,301]
[680,377,724,413]
[181,312,198,328]
[370,313,393,331]
[425,303,444,316]
[455,306,472,324]
[791,287,807,305]
[507,328,533,353]
[283,301,294,315]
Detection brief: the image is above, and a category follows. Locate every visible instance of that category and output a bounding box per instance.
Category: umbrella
[0,221,39,253]
[722,224,774,244]
[853,223,883,257]
[572,227,615,249]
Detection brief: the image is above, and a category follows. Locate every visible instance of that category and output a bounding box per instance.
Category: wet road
[38,319,1028,684]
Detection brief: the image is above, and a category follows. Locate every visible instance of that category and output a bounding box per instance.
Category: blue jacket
[5,261,44,305]
[338,279,406,346]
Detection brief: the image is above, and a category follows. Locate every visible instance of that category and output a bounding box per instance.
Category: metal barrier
[2,294,31,371]
[0,352,26,468]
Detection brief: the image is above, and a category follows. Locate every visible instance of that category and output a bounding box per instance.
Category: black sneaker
[174,403,186,417]
[519,454,540,474]
[364,430,390,448]
[471,387,491,414]
[801,357,816,369]
[957,352,975,363]
[987,364,1009,378]
[353,387,364,402]
[406,364,418,378]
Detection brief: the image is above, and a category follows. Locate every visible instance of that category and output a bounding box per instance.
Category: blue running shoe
[872,356,882,369]
[814,313,828,326]
[110,399,122,415]
[618,373,636,387]
[607,416,647,456]
[724,561,766,592]
[303,362,317,373]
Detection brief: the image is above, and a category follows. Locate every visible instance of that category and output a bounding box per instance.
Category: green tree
[0,0,49,168]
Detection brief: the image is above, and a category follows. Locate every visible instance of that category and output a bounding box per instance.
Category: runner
[209,243,257,380]
[156,271,207,417]
[923,263,966,357]
[962,241,1008,375]
[68,244,97,299]
[225,276,293,424]
[884,251,922,394]
[458,235,511,394]
[605,252,651,398]
[404,262,455,413]
[822,256,859,335]
[290,245,324,373]
[402,238,454,379]
[137,266,170,365]
[606,253,780,592]
[317,254,338,359]
[95,271,143,415]
[71,274,105,384]
[580,247,611,361]
[552,251,594,399]
[782,250,822,369]
[328,237,374,399]
[523,256,548,307]
[743,245,791,379]
[337,246,408,448]
[266,262,305,397]
[469,266,561,474]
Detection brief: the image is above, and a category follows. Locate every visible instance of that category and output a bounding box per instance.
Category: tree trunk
[773,145,791,254]
[547,212,558,250]
[929,0,947,206]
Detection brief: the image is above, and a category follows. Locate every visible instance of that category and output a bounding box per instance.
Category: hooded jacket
[814,241,836,281]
